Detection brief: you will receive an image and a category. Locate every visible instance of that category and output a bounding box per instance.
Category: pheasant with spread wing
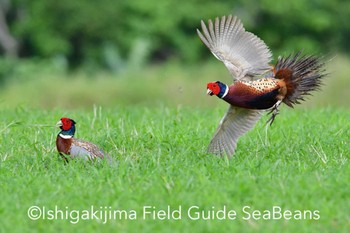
[197,15,326,158]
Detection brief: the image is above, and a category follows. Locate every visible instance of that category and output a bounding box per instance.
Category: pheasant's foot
[267,101,282,126]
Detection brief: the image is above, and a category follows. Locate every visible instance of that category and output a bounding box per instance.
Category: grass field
[1,106,349,232]
[0,55,350,232]
[1,55,350,109]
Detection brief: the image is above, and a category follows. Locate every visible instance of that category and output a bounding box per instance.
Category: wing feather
[197,15,272,80]
[208,106,262,158]
[71,138,106,160]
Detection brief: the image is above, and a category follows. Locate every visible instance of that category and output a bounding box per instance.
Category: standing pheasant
[197,15,326,158]
[56,117,108,161]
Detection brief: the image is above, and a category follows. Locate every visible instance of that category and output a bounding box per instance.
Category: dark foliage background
[1,0,348,69]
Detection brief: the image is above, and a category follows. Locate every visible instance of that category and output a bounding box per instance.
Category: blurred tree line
[0,0,349,71]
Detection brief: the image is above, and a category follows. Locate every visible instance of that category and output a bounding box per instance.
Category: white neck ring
[221,85,229,99]
[59,134,73,139]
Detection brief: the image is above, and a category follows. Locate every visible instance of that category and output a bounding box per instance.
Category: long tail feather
[274,51,327,107]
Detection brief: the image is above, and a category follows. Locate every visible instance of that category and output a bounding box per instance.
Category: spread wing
[197,15,272,81]
[208,106,262,158]
[70,138,106,160]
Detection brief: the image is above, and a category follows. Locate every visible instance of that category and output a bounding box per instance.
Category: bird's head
[207,81,228,98]
[57,117,76,130]
[57,117,76,138]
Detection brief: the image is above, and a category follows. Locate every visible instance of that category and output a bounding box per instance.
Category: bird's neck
[217,84,229,99]
[58,126,75,139]
[59,133,73,139]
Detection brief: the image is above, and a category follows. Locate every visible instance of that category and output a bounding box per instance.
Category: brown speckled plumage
[239,78,279,93]
[70,138,106,159]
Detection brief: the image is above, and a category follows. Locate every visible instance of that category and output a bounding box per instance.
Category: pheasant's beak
[56,120,63,127]
[207,89,213,96]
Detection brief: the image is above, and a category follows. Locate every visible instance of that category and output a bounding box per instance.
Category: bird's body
[197,15,326,158]
[56,137,106,160]
[56,118,107,161]
[223,78,283,109]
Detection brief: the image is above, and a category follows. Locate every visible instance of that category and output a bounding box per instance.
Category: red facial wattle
[60,117,73,131]
[207,82,221,95]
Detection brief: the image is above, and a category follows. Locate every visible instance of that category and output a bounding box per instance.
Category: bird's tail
[274,51,327,107]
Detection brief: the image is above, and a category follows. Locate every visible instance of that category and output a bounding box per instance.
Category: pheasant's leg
[267,100,282,126]
[59,153,69,164]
